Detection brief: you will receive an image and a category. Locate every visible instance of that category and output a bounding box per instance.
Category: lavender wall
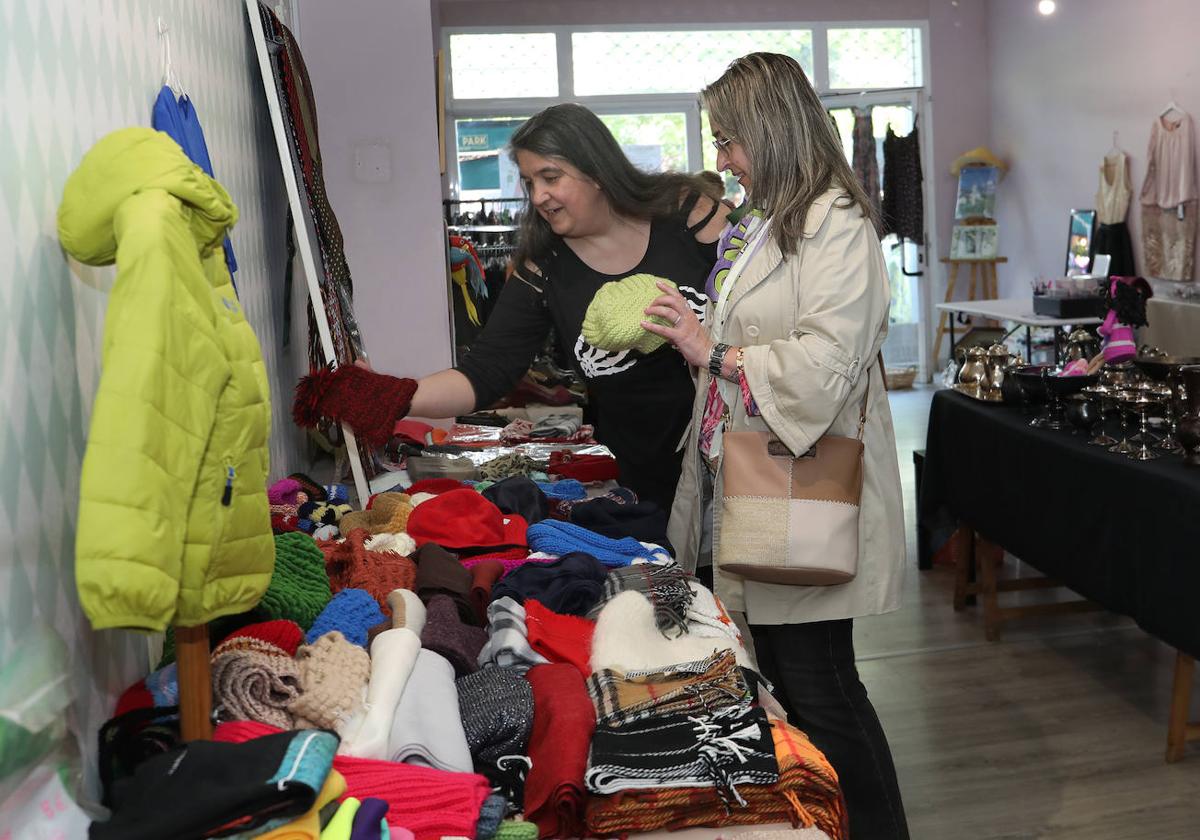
[987,0,1200,291]
[295,0,452,379]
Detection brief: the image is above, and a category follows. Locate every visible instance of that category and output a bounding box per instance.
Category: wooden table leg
[976,533,1002,641]
[952,526,974,612]
[1167,651,1197,762]
[176,623,214,741]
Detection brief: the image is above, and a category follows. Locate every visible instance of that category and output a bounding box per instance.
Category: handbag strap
[856,352,887,441]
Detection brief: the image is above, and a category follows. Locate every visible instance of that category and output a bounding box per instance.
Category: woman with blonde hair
[644,53,909,838]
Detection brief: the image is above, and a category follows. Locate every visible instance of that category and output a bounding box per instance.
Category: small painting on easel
[954,165,999,220]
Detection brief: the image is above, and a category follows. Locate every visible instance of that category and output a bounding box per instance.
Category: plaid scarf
[587,651,750,728]
[585,720,848,840]
[585,704,778,807]
[588,561,695,636]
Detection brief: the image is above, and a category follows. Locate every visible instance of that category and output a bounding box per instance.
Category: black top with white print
[456,195,719,510]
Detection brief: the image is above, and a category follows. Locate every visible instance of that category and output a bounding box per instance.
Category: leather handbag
[716,362,878,586]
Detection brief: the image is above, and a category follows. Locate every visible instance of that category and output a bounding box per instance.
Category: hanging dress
[1140,113,1198,281]
[851,109,882,229]
[881,120,925,244]
[1093,151,1135,277]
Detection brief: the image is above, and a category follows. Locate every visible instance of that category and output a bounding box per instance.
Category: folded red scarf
[524,599,594,678]
[547,451,619,483]
[523,664,596,839]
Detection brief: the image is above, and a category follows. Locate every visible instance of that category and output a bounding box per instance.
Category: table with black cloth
[918,388,1200,759]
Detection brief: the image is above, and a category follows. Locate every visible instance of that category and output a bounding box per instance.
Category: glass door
[826,92,927,378]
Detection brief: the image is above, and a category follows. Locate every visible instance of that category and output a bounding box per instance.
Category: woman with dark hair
[645,54,910,838]
[399,103,728,510]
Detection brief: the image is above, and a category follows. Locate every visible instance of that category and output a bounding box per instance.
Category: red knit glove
[292,364,418,447]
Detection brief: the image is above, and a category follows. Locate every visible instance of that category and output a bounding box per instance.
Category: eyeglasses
[710,136,736,153]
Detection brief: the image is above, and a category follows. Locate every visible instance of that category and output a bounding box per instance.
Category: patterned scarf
[586,650,750,728]
[585,704,778,807]
[705,208,767,300]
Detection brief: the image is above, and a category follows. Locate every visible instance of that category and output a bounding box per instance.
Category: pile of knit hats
[582,273,677,354]
[269,475,352,537]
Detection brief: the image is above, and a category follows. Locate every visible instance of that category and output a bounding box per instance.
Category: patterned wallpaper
[0,0,303,801]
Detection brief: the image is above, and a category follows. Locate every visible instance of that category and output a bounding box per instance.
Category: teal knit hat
[261,532,332,631]
[581,273,677,354]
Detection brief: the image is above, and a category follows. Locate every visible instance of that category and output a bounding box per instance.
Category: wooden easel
[933,256,1007,360]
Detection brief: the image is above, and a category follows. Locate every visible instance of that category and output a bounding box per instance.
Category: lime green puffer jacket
[59,127,274,632]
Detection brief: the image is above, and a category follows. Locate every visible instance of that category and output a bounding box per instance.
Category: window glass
[598,113,688,173]
[455,117,529,200]
[450,33,558,99]
[573,30,813,96]
[827,27,922,89]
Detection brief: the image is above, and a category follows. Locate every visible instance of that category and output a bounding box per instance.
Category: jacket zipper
[221,466,235,506]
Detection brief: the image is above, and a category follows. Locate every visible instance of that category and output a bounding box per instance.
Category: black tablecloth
[918,389,1200,659]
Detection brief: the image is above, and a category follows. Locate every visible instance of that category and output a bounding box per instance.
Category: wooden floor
[857,385,1200,839]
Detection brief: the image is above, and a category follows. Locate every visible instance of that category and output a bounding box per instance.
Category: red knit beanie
[213,620,304,658]
[292,364,418,448]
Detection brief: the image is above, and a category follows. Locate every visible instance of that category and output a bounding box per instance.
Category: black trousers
[751,619,910,840]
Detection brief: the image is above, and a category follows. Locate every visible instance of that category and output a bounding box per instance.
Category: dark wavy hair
[509,104,721,269]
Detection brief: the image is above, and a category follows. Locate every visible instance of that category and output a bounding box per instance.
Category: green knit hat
[581,273,677,354]
[260,532,332,631]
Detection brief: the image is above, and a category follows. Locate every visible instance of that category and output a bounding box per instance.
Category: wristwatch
[708,342,731,378]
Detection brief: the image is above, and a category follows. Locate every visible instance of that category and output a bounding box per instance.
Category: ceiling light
[1038,0,1057,15]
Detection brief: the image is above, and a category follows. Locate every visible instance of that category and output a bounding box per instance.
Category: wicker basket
[884,366,917,390]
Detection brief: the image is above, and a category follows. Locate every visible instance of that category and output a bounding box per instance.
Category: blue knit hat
[304,588,386,648]
[526,520,669,567]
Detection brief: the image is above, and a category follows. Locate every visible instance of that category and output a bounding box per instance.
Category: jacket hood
[58,127,237,266]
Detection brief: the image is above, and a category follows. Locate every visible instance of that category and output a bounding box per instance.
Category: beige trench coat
[667,189,907,625]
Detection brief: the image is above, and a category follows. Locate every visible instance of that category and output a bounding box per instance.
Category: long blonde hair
[702,53,876,255]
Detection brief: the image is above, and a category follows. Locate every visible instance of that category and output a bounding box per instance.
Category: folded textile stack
[94,729,339,840]
[585,720,848,840]
[585,704,779,801]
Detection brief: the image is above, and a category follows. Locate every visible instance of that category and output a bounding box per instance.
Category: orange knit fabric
[318,529,416,616]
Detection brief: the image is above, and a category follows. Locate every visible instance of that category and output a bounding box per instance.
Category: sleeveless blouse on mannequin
[1096,152,1132,225]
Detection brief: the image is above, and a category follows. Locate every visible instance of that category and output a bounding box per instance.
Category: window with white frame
[443,24,925,200]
